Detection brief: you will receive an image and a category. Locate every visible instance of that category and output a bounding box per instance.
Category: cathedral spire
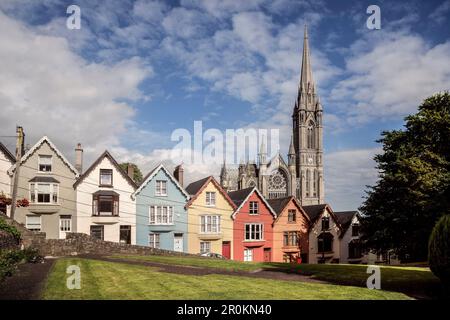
[300,24,314,93]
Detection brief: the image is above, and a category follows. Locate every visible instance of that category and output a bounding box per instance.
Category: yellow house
[185,176,236,259]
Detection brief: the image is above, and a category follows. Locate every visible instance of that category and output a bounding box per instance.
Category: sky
[0,0,449,210]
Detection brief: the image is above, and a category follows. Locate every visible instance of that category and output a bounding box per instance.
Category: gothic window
[306,170,310,197]
[307,121,315,149]
[318,232,333,253]
[313,169,317,197]
[248,180,256,188]
[268,169,288,199]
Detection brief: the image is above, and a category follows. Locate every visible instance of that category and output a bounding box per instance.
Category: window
[26,215,41,231]
[321,216,330,231]
[200,215,221,233]
[283,231,299,246]
[244,249,253,262]
[30,183,59,204]
[149,233,160,248]
[93,194,119,216]
[206,192,216,206]
[90,225,104,240]
[313,170,317,197]
[288,210,296,223]
[149,206,174,224]
[352,224,360,237]
[38,155,52,172]
[200,241,211,254]
[249,201,259,214]
[307,121,315,149]
[348,240,362,259]
[306,170,311,197]
[156,180,167,196]
[245,223,263,241]
[318,232,333,253]
[120,225,131,244]
[99,169,113,186]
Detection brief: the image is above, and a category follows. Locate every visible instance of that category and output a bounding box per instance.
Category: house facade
[336,211,363,264]
[304,204,341,264]
[228,187,277,262]
[0,142,15,216]
[269,196,310,263]
[133,164,189,252]
[7,136,79,239]
[185,176,236,258]
[74,151,137,244]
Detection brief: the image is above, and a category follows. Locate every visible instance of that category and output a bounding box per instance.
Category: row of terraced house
[0,137,364,264]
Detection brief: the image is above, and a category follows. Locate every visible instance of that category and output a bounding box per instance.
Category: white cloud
[0,11,152,165]
[325,148,380,211]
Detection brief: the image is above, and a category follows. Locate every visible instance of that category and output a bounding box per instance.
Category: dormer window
[156,180,167,196]
[321,216,330,231]
[38,155,52,172]
[99,169,113,186]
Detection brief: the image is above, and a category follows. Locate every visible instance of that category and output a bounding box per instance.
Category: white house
[336,211,363,264]
[74,151,137,244]
[0,142,15,216]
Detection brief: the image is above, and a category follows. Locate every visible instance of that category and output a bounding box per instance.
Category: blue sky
[0,0,449,210]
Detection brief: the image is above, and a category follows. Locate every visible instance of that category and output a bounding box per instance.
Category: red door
[264,248,271,262]
[222,241,231,259]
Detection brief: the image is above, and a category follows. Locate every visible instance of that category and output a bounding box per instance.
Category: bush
[429,215,450,289]
[0,247,44,281]
[21,247,44,263]
[0,218,21,241]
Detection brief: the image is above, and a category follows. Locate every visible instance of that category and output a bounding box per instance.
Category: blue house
[132,164,189,252]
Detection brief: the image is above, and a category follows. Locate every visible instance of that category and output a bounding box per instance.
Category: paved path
[79,255,327,284]
[0,259,55,300]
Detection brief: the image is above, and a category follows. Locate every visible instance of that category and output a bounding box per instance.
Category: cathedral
[220,25,324,206]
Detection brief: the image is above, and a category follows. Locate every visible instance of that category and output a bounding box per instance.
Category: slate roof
[266,196,292,215]
[302,204,328,223]
[227,187,254,207]
[29,176,60,183]
[334,211,358,234]
[185,176,211,196]
[184,176,236,210]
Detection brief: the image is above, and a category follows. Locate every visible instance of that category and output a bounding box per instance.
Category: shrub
[0,218,21,241]
[22,247,44,263]
[429,215,450,290]
[0,249,24,280]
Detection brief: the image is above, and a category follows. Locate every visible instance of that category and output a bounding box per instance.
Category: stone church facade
[220,26,324,206]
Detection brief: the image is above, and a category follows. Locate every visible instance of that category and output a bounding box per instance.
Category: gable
[309,206,342,234]
[8,136,78,177]
[190,179,234,210]
[273,197,310,224]
[231,187,277,220]
[132,164,189,200]
[0,142,14,164]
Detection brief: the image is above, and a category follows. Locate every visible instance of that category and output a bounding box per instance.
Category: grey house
[8,136,81,239]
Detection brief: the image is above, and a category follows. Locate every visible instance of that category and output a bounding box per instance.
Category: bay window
[30,183,59,204]
[93,192,119,216]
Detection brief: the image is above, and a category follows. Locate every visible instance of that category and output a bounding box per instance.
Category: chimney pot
[75,143,83,174]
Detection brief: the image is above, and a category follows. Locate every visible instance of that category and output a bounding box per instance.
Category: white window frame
[205,192,216,206]
[155,180,167,196]
[200,215,221,234]
[149,233,160,249]
[38,155,52,172]
[149,205,174,225]
[249,201,259,215]
[244,223,264,241]
[244,249,253,262]
[26,215,41,231]
[200,241,211,254]
[29,183,59,204]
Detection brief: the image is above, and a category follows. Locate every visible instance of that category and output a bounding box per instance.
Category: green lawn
[111,254,441,298]
[42,258,411,300]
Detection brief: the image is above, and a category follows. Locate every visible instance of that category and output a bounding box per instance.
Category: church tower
[292,25,324,205]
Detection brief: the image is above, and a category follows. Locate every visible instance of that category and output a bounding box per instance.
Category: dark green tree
[429,214,450,292]
[360,92,450,261]
[119,163,143,185]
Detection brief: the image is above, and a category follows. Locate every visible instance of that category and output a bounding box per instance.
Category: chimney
[75,143,83,174]
[127,163,134,181]
[173,164,184,187]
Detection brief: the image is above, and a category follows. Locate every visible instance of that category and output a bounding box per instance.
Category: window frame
[149,233,161,249]
[92,194,119,216]
[155,180,167,196]
[200,241,211,254]
[26,215,41,231]
[90,225,104,240]
[38,155,52,172]
[321,216,330,231]
[200,215,221,234]
[317,232,333,253]
[352,224,360,237]
[205,191,216,206]
[29,183,59,204]
[244,223,264,241]
[249,201,259,215]
[99,169,113,187]
[149,205,174,225]
[287,209,296,223]
[244,248,253,262]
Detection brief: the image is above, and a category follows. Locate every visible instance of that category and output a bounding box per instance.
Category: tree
[429,214,450,293]
[119,163,143,184]
[360,92,450,261]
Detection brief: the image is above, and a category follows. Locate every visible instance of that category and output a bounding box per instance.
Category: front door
[264,248,271,262]
[222,241,231,259]
[244,249,253,262]
[120,225,131,244]
[174,234,183,252]
[59,215,72,239]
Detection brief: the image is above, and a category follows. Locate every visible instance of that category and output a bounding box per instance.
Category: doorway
[174,233,183,252]
[222,241,231,259]
[263,248,272,262]
[59,215,72,239]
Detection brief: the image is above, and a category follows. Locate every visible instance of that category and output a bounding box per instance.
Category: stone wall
[0,230,19,250]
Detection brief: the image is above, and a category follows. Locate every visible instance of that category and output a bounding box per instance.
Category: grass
[42,258,411,300]
[111,254,441,298]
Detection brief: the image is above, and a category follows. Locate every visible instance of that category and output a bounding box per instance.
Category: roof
[29,176,60,183]
[185,176,236,210]
[7,136,79,177]
[335,211,358,236]
[0,142,15,164]
[228,187,277,220]
[132,163,189,200]
[73,150,138,189]
[93,190,120,197]
[302,204,328,223]
[268,196,310,223]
